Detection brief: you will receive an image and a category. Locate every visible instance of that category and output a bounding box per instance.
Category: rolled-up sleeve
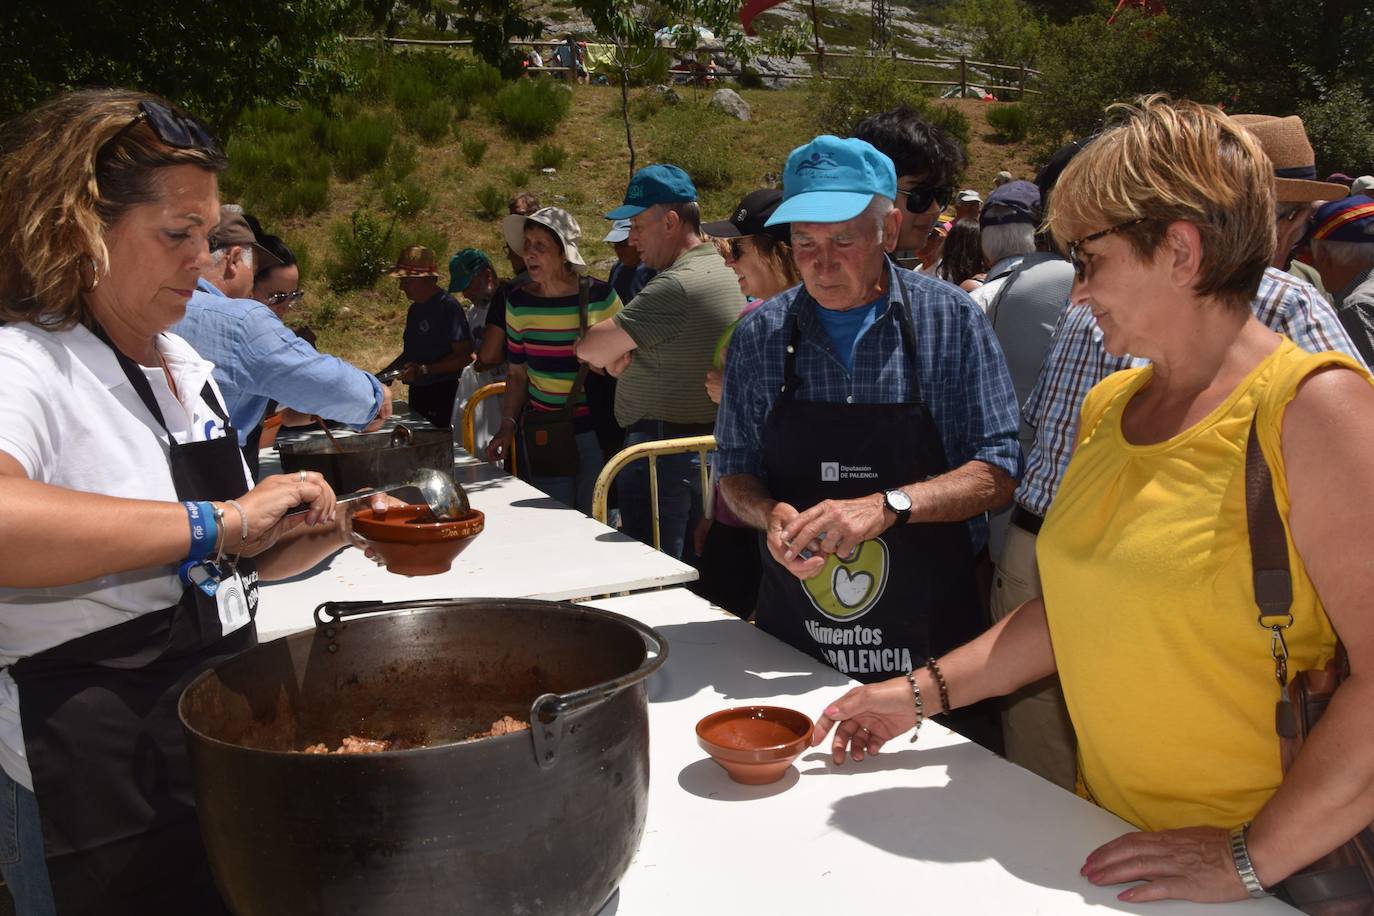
[714,309,774,479]
[241,314,383,430]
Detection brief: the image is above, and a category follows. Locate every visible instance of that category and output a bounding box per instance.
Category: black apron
[753,287,984,685]
[8,329,258,914]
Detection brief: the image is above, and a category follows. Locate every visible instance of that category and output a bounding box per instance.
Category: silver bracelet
[225,499,249,549]
[1229,823,1271,898]
[905,669,923,743]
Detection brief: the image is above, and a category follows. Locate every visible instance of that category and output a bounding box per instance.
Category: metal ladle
[287,468,469,520]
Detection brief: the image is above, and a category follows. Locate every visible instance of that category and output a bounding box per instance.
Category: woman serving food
[0,89,380,914]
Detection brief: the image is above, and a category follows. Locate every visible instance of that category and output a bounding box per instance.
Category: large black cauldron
[179,598,667,915]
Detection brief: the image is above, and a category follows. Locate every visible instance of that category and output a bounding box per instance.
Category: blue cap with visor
[766,136,897,226]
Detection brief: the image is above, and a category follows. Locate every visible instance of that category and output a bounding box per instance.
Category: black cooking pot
[277,425,453,493]
[178,598,667,916]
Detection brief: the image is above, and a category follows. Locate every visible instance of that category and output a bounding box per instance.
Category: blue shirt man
[172,279,385,451]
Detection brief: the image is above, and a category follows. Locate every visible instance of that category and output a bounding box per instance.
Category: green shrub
[652,103,740,191]
[381,178,432,218]
[404,98,453,143]
[505,167,530,187]
[1298,83,1374,179]
[628,89,670,122]
[326,112,394,181]
[394,223,449,264]
[460,136,488,166]
[474,184,506,221]
[221,129,332,218]
[985,102,1030,141]
[324,209,399,292]
[380,140,419,185]
[531,142,568,171]
[809,57,970,149]
[486,80,572,141]
[453,97,473,123]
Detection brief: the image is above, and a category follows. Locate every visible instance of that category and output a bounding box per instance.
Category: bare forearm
[1248,674,1374,887]
[0,477,190,586]
[254,525,347,581]
[902,460,1015,524]
[925,598,1058,713]
[720,473,777,531]
[426,344,473,377]
[472,329,506,373]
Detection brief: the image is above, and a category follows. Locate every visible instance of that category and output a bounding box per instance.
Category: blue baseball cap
[766,136,897,227]
[606,164,698,219]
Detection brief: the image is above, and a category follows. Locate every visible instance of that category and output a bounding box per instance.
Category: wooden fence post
[1018,64,1026,101]
[959,56,967,97]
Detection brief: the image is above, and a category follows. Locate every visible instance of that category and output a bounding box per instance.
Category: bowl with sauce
[350,504,484,576]
[695,706,813,785]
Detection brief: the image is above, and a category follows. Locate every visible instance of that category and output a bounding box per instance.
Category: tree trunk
[619,60,636,179]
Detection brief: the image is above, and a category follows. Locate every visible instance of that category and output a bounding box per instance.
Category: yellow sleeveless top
[1039,339,1366,832]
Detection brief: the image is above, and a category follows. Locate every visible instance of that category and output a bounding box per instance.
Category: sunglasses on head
[107,100,222,157]
[265,289,305,308]
[898,184,954,215]
[1066,217,1148,280]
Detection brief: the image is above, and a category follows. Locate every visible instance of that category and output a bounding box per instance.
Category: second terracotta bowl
[695,705,813,785]
[351,505,485,577]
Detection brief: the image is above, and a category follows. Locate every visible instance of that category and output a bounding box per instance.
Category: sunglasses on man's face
[898,184,954,215]
[265,289,305,309]
[108,100,222,156]
[1066,218,1149,281]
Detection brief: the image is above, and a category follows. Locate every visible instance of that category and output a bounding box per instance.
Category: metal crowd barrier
[460,382,515,476]
[593,435,715,552]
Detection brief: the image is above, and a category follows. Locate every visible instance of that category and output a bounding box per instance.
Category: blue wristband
[183,500,217,562]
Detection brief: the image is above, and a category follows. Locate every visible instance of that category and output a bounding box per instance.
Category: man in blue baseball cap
[713,134,1021,749]
[577,163,745,559]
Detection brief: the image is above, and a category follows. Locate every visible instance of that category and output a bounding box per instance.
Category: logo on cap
[797,152,839,173]
[627,184,644,200]
[736,208,748,221]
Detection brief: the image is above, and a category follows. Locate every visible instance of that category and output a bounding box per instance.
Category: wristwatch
[419,363,429,376]
[883,489,912,526]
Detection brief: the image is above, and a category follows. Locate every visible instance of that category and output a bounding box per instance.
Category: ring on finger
[298,470,307,482]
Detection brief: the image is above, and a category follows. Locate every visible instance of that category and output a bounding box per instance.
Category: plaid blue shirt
[1017,266,1368,517]
[716,263,1022,549]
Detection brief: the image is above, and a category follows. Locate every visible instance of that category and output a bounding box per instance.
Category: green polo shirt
[613,242,746,427]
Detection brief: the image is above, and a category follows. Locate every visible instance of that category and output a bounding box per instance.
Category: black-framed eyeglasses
[897,184,954,215]
[107,100,222,157]
[265,289,305,309]
[1067,217,1149,280]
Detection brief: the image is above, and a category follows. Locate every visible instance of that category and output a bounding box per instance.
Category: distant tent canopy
[1108,0,1166,24]
[739,0,788,36]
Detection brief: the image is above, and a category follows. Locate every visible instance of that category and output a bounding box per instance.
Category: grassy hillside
[239,64,1037,372]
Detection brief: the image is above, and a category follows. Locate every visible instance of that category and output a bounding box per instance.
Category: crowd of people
[0,81,1372,914]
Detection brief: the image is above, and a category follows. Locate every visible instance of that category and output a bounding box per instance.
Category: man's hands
[399,362,422,384]
[362,385,395,432]
[486,419,516,462]
[779,493,892,566]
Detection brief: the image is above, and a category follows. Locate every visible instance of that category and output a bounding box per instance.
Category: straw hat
[1230,114,1351,203]
[387,245,440,279]
[502,207,586,272]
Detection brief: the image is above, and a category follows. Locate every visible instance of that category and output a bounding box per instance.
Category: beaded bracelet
[905,669,924,743]
[927,656,951,715]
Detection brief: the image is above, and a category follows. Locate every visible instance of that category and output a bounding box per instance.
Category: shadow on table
[645,619,850,704]
[676,757,802,802]
[811,742,1143,912]
[509,495,573,510]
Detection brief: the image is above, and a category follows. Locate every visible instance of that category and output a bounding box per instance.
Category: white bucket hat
[502,207,586,272]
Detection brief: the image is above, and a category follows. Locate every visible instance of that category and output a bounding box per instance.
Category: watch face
[886,489,911,512]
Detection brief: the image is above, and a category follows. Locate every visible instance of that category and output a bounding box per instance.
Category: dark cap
[980,180,1041,227]
[701,188,790,244]
[209,209,283,270]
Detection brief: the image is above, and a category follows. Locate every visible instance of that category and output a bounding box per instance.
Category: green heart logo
[801,538,889,621]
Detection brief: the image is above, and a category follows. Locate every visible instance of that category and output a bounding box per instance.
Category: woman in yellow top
[809,95,1374,906]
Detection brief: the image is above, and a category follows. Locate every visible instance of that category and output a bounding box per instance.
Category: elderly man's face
[628,205,675,271]
[791,207,900,311]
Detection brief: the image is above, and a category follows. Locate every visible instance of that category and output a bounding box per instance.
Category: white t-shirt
[0,321,249,789]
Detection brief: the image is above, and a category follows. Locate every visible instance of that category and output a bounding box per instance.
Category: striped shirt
[505,279,621,426]
[716,261,1021,550]
[1016,266,1368,518]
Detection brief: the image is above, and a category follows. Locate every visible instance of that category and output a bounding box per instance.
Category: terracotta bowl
[695,706,813,785]
[351,505,485,577]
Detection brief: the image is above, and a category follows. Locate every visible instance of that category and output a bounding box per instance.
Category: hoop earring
[80,257,101,292]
